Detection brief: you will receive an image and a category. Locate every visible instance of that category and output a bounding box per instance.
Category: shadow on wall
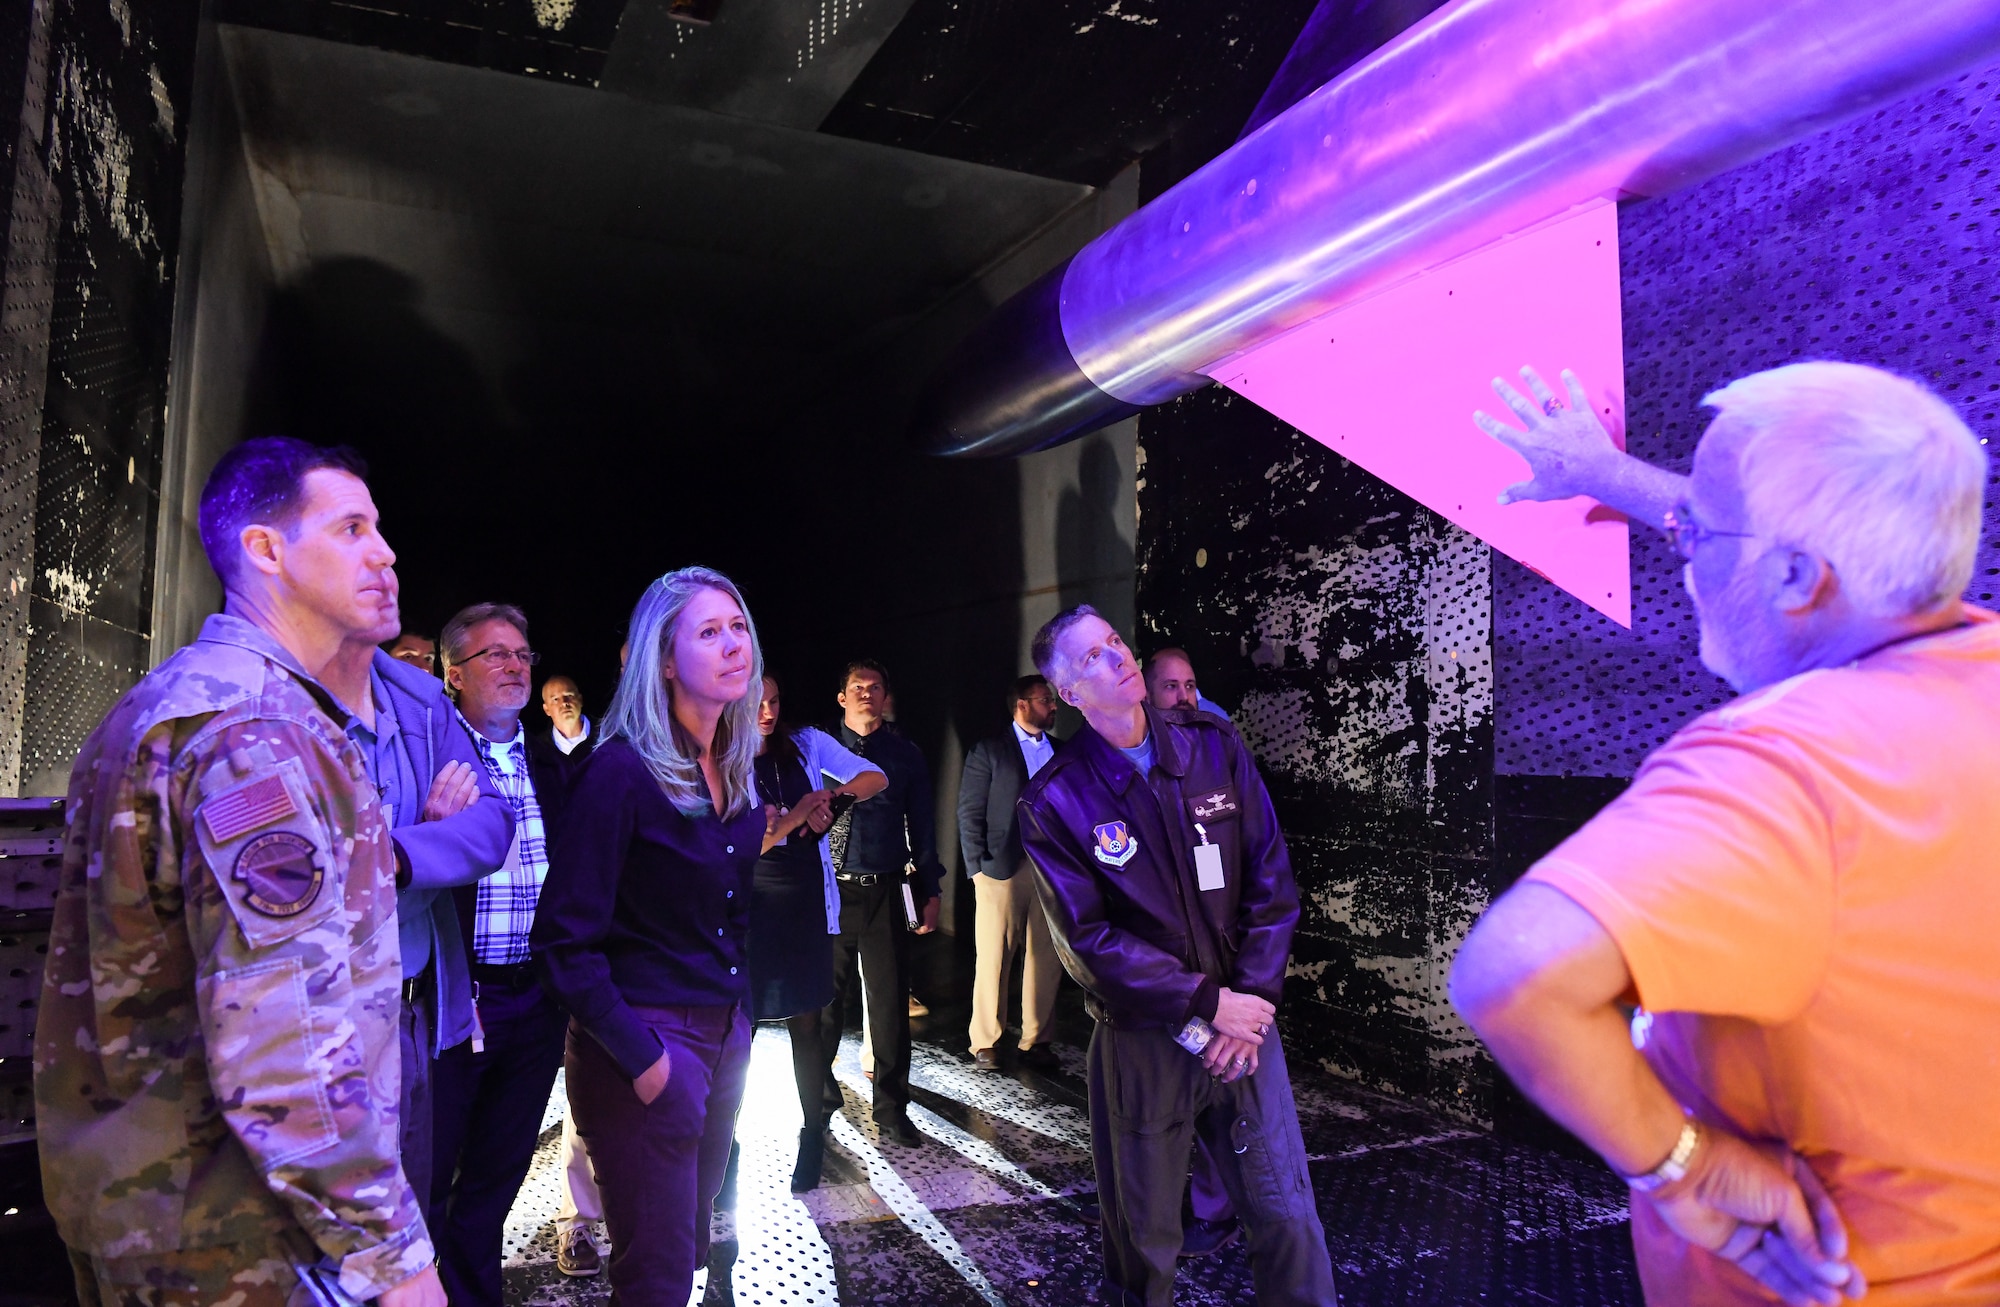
[1047,433,1136,739]
[1056,435,1136,622]
[243,256,543,643]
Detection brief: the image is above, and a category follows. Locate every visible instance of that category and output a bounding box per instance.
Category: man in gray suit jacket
[957,675,1063,1071]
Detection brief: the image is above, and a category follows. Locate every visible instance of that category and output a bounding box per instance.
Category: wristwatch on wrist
[1174,1015,1216,1056]
[1625,1119,1701,1192]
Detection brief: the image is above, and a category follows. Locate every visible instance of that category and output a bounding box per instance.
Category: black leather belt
[471,960,539,991]
[835,872,887,887]
[401,961,433,1007]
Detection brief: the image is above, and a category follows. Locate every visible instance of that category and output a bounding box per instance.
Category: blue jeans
[397,991,435,1228]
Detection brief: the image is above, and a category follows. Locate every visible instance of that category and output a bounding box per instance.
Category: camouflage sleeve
[177,714,433,1297]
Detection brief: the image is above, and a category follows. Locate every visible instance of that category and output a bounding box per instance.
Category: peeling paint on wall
[532,0,578,31]
[6,0,197,795]
[1137,386,1497,1121]
[49,47,157,256]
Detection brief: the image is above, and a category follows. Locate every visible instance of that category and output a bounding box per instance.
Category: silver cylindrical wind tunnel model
[913,0,2000,457]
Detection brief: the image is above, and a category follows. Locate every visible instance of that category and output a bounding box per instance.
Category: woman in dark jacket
[532,565,765,1303]
[747,674,884,1189]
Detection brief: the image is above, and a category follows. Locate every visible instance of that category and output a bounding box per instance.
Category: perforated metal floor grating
[498,1024,1640,1306]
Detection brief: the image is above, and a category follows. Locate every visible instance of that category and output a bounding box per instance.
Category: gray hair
[440,602,530,671]
[600,566,764,819]
[1707,362,1987,618]
[1031,604,1103,690]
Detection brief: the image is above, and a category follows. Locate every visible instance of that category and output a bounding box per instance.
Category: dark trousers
[430,977,567,1307]
[398,990,435,1228]
[820,877,911,1122]
[1089,1021,1339,1307]
[1190,1139,1237,1224]
[567,1004,752,1305]
[784,1012,825,1128]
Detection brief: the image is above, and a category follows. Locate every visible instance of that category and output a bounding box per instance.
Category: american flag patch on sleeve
[201,774,299,845]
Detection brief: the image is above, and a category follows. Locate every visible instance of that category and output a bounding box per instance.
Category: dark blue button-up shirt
[830,721,946,901]
[532,738,763,1078]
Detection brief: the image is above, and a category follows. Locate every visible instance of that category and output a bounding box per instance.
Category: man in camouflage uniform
[34,438,458,1307]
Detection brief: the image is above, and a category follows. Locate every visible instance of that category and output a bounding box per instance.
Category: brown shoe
[972,1047,999,1071]
[556,1223,602,1277]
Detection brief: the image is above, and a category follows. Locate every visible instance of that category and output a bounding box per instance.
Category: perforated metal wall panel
[11,0,196,797]
[1136,387,1498,1120]
[0,0,55,797]
[1494,62,2000,778]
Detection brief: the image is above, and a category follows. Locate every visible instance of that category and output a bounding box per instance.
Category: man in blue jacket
[322,586,514,1223]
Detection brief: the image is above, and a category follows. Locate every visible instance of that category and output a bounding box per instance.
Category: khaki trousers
[969,867,1061,1053]
[557,1108,602,1226]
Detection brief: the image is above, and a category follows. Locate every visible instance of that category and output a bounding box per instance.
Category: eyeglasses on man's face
[1662,505,1758,562]
[460,645,541,669]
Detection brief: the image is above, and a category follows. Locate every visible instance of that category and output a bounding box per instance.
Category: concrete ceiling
[220,23,1093,400]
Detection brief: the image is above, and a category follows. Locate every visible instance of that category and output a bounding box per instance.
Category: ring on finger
[1543,397,1561,415]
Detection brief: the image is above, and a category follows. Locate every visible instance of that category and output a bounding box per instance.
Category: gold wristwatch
[1625,1120,1700,1192]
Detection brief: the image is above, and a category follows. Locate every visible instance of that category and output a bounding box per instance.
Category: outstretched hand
[1649,1129,1865,1306]
[1473,366,1626,506]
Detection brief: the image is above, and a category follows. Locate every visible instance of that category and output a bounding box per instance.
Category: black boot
[715,1137,740,1212]
[792,1125,826,1192]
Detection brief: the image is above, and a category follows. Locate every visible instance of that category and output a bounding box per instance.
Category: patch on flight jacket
[1092,820,1139,868]
[1188,786,1240,822]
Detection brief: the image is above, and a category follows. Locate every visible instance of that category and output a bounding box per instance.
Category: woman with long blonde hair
[532,566,765,1302]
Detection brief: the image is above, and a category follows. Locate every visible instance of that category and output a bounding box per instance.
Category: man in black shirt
[819,658,945,1145]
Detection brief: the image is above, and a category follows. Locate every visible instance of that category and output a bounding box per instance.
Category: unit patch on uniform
[200,774,299,845]
[1189,787,1240,822]
[1092,821,1139,868]
[233,831,325,917]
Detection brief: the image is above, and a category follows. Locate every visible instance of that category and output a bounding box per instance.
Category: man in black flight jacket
[1018,605,1338,1307]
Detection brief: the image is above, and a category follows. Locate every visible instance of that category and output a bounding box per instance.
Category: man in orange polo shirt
[1451,361,1999,1306]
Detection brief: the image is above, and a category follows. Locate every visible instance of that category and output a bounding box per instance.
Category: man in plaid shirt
[429,603,575,1305]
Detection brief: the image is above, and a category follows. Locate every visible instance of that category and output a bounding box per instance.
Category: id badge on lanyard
[1193,822,1225,891]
